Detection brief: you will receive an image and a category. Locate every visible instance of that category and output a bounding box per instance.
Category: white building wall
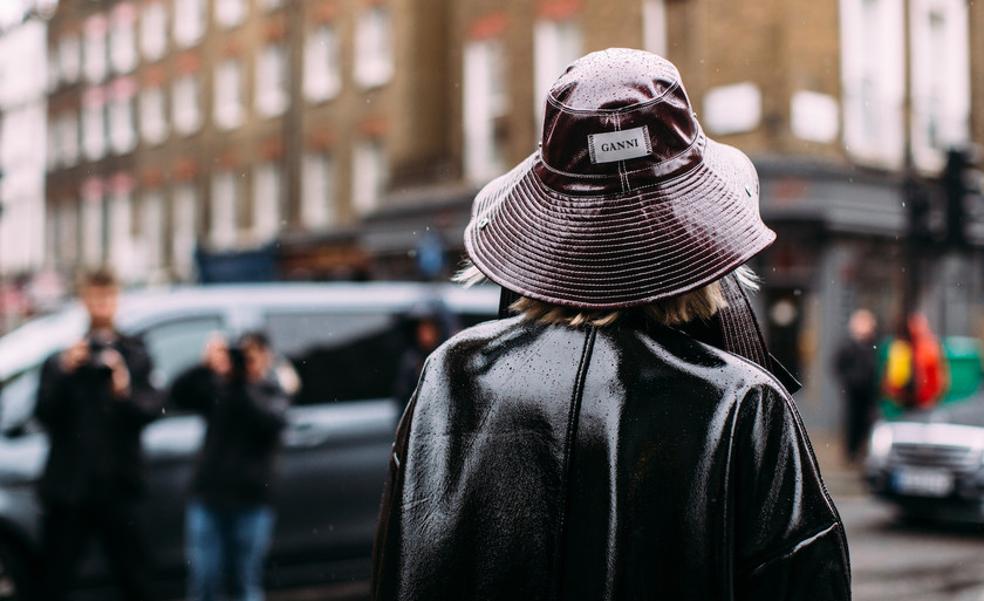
[0,18,48,276]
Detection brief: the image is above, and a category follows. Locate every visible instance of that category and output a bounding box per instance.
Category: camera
[226,344,248,382]
[86,337,114,375]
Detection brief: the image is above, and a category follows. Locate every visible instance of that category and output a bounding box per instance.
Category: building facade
[44,0,450,283]
[37,0,984,431]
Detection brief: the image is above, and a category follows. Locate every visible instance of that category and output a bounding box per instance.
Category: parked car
[0,282,499,599]
[865,396,984,524]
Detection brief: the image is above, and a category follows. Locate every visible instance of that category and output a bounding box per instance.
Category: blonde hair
[454,262,758,328]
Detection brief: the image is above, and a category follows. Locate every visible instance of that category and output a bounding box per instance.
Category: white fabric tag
[587,126,652,164]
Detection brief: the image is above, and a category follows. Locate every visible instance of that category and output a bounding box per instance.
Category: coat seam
[553,326,597,601]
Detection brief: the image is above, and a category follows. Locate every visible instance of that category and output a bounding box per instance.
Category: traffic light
[942,146,982,249]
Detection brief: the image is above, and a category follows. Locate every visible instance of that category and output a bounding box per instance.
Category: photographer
[34,269,162,601]
[170,331,294,601]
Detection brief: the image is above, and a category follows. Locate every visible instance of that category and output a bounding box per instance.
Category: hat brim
[464,137,776,310]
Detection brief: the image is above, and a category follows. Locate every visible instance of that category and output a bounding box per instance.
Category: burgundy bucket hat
[464,48,776,310]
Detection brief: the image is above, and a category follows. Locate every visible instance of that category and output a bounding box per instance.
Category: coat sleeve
[238,381,290,438]
[371,364,424,601]
[115,337,164,425]
[732,383,852,601]
[169,365,220,413]
[35,353,73,431]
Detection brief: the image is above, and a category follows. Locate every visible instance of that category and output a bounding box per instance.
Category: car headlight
[868,422,894,464]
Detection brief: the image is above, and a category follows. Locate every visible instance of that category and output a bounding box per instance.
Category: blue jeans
[186,501,275,601]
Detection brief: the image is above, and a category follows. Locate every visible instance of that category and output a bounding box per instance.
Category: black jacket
[372,317,850,600]
[170,366,289,508]
[834,338,878,398]
[35,334,162,504]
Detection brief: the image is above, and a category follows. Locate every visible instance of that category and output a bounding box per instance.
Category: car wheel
[0,539,32,601]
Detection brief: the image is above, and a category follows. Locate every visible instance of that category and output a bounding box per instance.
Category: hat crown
[548,48,682,111]
[536,48,703,195]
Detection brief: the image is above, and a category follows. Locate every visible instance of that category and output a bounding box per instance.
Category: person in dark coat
[170,331,293,601]
[372,49,850,601]
[834,308,880,463]
[392,301,451,412]
[35,268,162,601]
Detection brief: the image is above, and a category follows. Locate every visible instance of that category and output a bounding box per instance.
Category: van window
[142,316,225,386]
[264,310,404,405]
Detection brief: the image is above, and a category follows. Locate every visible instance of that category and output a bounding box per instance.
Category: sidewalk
[809,430,868,498]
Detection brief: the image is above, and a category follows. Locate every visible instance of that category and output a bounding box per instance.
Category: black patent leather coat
[372,317,851,600]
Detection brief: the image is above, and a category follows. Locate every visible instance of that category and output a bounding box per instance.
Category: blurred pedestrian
[372,49,850,601]
[883,313,948,410]
[833,308,880,464]
[170,331,295,601]
[392,302,451,411]
[35,268,162,601]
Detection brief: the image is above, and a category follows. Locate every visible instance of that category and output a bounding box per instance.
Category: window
[108,185,136,278]
[463,38,509,183]
[642,0,668,56]
[173,0,205,48]
[215,0,246,29]
[140,85,169,145]
[790,91,840,143]
[256,43,288,117]
[57,113,79,166]
[210,171,238,249]
[109,78,137,154]
[172,184,198,278]
[141,1,168,60]
[81,183,105,266]
[83,14,109,83]
[58,35,81,84]
[252,162,282,242]
[263,310,403,405]
[214,60,244,130]
[909,0,970,170]
[353,6,393,88]
[81,87,107,161]
[352,138,387,214]
[172,73,202,135]
[301,153,335,229]
[139,190,166,274]
[703,82,762,135]
[304,25,341,102]
[143,316,224,385]
[839,0,905,166]
[110,3,138,74]
[533,17,582,133]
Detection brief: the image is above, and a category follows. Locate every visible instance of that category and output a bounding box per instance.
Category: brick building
[44,0,451,282]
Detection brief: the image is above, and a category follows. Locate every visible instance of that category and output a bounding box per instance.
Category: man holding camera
[35,269,162,601]
[171,331,294,601]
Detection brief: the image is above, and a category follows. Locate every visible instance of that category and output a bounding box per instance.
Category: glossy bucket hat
[464,48,776,310]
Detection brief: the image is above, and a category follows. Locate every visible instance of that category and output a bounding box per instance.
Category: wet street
[840,494,984,601]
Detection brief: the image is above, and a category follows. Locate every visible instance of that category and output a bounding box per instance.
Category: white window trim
[301,152,335,229]
[214,60,245,130]
[256,44,289,117]
[353,6,394,89]
[304,25,342,102]
[839,0,905,168]
[533,17,582,135]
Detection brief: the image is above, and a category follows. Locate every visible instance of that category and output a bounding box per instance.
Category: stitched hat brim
[463,138,776,310]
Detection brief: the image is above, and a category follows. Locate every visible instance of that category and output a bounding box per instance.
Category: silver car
[0,283,498,599]
[865,398,984,523]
